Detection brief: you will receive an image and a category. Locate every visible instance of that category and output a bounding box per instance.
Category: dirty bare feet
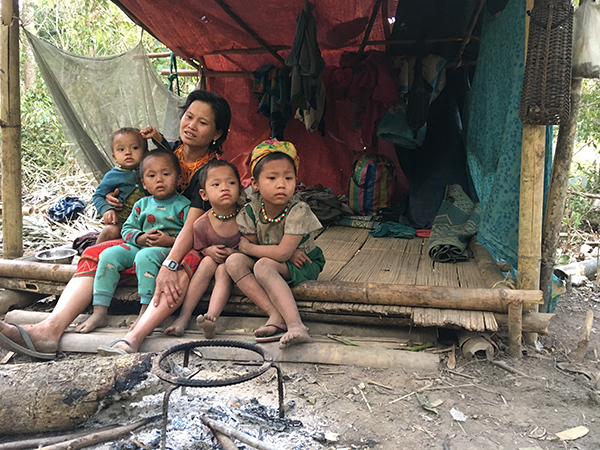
[279,326,311,349]
[129,304,149,331]
[164,315,191,337]
[0,321,58,354]
[197,314,217,339]
[75,307,109,333]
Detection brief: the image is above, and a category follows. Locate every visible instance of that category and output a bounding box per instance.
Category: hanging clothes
[285,4,326,111]
[253,65,293,140]
[347,51,398,151]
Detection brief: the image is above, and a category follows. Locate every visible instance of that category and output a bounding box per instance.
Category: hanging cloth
[285,4,326,111]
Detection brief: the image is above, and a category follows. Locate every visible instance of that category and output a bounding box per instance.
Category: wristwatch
[162,259,179,271]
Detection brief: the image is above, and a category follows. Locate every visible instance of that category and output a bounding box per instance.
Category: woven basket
[519,0,573,126]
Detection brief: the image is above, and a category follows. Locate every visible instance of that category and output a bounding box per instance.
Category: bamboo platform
[0,227,549,349]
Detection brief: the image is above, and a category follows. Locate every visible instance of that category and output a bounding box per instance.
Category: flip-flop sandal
[255,332,286,343]
[254,323,287,338]
[0,323,56,360]
[97,339,134,356]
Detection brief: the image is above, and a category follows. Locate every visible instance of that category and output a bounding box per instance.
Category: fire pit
[152,340,284,450]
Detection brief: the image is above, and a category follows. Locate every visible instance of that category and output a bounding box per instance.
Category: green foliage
[576,79,600,150]
[566,79,600,236]
[20,83,71,180]
[19,0,197,188]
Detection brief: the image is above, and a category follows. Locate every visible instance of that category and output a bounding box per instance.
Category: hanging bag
[348,153,396,216]
[573,0,600,78]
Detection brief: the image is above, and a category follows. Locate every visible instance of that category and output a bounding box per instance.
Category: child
[225,140,325,349]
[164,159,242,338]
[92,127,149,244]
[77,149,190,334]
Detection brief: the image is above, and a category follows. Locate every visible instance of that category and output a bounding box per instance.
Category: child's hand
[140,126,160,141]
[203,245,229,264]
[289,249,312,268]
[136,233,148,246]
[103,209,118,226]
[146,230,174,247]
[238,237,253,254]
[105,188,123,211]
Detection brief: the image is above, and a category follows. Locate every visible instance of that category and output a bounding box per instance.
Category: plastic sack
[573,0,600,78]
[348,153,396,216]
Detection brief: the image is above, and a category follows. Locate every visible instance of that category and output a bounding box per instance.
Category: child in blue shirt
[92,127,148,244]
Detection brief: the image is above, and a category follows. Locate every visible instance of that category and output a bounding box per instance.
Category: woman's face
[179,100,223,151]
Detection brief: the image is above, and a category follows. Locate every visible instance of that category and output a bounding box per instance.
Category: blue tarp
[466,0,553,270]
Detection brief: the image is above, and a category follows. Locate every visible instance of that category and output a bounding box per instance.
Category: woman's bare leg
[165,258,217,336]
[0,277,94,353]
[225,254,285,335]
[109,289,186,352]
[197,264,233,338]
[253,258,311,349]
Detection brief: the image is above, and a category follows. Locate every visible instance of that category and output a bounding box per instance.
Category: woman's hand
[146,230,174,247]
[105,189,123,211]
[103,209,118,226]
[140,126,160,141]
[289,249,312,268]
[153,266,182,308]
[203,245,229,264]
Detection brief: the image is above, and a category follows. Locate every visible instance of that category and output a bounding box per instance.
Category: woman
[0,90,231,359]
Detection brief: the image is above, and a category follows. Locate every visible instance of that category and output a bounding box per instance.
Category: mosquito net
[25,29,184,183]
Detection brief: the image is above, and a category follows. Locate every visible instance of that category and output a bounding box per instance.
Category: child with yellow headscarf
[226,139,325,348]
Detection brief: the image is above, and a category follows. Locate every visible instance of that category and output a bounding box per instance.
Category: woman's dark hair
[181,90,232,155]
[110,127,148,152]
[198,159,241,190]
[140,149,182,177]
[252,152,297,179]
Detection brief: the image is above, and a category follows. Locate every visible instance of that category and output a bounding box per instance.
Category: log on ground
[0,353,154,435]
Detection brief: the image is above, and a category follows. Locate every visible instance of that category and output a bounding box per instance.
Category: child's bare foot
[129,304,149,331]
[279,326,311,349]
[196,314,217,339]
[75,313,108,333]
[164,315,190,337]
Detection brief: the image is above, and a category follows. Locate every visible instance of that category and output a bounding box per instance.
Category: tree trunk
[0,353,154,435]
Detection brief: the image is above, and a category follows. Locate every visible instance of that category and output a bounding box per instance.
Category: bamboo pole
[355,0,384,63]
[212,0,286,66]
[0,0,23,259]
[0,260,76,283]
[540,77,583,312]
[448,0,486,68]
[515,0,546,353]
[160,68,253,78]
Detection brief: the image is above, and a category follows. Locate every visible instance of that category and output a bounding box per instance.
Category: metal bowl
[34,248,78,265]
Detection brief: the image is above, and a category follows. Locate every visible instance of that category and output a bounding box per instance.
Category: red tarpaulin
[112,0,402,194]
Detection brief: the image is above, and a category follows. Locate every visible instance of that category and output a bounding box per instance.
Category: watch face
[164,260,178,270]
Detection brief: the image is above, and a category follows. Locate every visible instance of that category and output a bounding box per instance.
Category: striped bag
[348,153,396,216]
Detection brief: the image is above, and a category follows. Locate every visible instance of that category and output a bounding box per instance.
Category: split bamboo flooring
[315,226,495,331]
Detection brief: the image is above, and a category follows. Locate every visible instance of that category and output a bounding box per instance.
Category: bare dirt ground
[1,286,599,450]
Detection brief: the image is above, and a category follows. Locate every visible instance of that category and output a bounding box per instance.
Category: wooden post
[518,124,546,351]
[540,77,583,312]
[515,0,545,355]
[0,0,23,259]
